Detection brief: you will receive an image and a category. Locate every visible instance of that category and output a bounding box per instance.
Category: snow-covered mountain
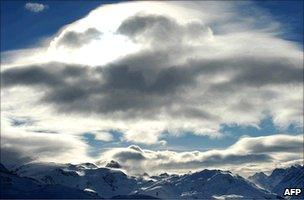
[9,161,283,199]
[0,163,100,199]
[135,169,280,199]
[14,162,139,198]
[249,165,304,199]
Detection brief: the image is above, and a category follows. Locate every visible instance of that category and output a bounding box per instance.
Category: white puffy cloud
[25,2,48,13]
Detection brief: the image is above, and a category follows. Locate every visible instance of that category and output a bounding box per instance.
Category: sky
[0,1,303,176]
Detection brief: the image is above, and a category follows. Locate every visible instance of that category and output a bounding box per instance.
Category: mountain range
[1,161,302,199]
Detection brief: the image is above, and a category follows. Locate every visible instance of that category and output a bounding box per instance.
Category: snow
[212,194,244,200]
[135,169,277,199]
[13,162,138,198]
[3,161,300,199]
[0,165,99,199]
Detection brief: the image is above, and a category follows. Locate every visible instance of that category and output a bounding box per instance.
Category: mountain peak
[248,172,267,180]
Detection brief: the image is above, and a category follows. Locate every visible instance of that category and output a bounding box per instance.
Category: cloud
[25,2,48,13]
[56,28,102,48]
[9,116,36,127]
[116,14,212,47]
[3,55,301,116]
[101,134,303,176]
[1,42,302,143]
[0,117,91,167]
[0,1,303,174]
[232,134,303,154]
[1,146,34,167]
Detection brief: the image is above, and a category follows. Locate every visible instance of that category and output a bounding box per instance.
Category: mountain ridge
[249,164,304,199]
[0,161,288,199]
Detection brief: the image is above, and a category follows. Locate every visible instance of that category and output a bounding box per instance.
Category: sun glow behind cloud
[2,1,207,68]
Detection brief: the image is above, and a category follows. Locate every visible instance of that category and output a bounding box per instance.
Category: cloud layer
[101,134,303,176]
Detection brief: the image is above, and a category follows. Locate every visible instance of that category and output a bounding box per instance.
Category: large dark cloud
[0,58,201,117]
[230,58,303,87]
[1,65,63,87]
[1,53,302,120]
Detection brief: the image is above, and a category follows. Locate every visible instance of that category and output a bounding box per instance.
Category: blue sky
[254,0,303,45]
[1,1,117,51]
[1,1,303,173]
